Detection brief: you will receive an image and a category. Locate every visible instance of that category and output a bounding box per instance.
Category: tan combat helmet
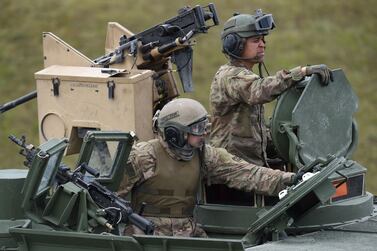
[157,98,208,148]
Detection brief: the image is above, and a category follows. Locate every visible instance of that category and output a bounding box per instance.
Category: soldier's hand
[305,64,333,85]
[285,170,305,186]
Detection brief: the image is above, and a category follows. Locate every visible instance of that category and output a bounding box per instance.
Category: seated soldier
[118,98,295,237]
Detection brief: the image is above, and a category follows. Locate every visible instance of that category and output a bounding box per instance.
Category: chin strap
[258,63,263,78]
[224,46,261,62]
[258,62,270,78]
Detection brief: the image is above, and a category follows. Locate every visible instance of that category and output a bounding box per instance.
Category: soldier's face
[241,36,266,62]
[187,134,205,148]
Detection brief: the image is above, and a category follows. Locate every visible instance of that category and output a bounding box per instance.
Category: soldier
[118,98,296,237]
[210,10,332,167]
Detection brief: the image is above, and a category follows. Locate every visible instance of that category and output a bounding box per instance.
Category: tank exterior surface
[246,208,377,251]
[0,169,28,219]
[0,3,376,251]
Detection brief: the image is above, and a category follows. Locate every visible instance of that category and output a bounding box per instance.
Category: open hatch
[196,69,373,237]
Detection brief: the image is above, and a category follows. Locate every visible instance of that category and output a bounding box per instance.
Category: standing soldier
[210,9,332,167]
[118,98,295,237]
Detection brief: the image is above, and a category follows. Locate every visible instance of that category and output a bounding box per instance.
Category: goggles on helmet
[254,14,275,31]
[188,117,208,136]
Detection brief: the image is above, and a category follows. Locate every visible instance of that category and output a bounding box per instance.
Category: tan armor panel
[35,65,154,154]
[42,32,95,68]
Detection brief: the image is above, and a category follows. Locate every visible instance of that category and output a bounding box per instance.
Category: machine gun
[1,4,218,117]
[9,135,155,235]
[0,91,37,114]
[94,3,219,92]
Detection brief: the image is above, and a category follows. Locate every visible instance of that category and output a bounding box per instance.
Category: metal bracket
[107,81,115,99]
[52,78,60,96]
[279,122,303,170]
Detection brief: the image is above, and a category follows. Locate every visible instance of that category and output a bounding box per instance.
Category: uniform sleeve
[117,141,157,197]
[225,66,305,105]
[203,144,294,196]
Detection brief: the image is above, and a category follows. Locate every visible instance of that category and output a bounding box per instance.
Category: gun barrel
[8,135,24,147]
[0,90,37,114]
[128,212,155,235]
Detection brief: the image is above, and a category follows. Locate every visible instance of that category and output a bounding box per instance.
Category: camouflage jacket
[209,62,305,166]
[119,137,294,197]
[119,137,293,236]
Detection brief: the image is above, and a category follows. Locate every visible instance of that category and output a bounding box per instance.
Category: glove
[285,170,305,186]
[305,64,333,85]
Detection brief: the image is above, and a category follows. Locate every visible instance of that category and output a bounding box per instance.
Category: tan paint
[43,32,95,68]
[35,65,154,154]
[37,22,182,154]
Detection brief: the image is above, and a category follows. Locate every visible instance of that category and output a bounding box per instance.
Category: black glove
[286,170,305,186]
[306,64,333,85]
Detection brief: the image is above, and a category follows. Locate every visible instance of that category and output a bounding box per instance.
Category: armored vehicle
[0,3,376,251]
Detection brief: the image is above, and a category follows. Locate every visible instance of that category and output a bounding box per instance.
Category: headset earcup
[222,33,243,57]
[165,126,185,148]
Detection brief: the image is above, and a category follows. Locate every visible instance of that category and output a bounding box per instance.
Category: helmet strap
[257,62,270,78]
[225,47,262,62]
[258,62,263,78]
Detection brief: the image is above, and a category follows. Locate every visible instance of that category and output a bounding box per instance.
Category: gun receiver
[58,163,155,235]
[94,3,219,92]
[9,135,155,235]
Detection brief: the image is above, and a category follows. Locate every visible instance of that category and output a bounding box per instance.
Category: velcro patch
[160,111,179,123]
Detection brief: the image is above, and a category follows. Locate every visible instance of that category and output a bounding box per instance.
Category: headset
[222,33,270,77]
[222,33,264,62]
[164,126,186,148]
[222,33,245,58]
[154,108,187,148]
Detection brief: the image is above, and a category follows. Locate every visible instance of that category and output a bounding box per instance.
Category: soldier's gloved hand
[305,64,333,85]
[286,170,305,186]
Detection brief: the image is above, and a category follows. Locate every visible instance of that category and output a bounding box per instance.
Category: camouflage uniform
[119,136,293,237]
[210,61,306,166]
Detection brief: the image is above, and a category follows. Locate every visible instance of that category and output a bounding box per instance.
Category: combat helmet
[156,98,208,150]
[222,9,275,58]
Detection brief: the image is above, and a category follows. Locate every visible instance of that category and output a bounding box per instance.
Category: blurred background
[0,0,376,192]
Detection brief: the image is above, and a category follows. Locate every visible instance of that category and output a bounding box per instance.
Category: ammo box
[35,65,154,154]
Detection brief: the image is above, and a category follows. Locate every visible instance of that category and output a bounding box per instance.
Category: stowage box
[35,65,154,154]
